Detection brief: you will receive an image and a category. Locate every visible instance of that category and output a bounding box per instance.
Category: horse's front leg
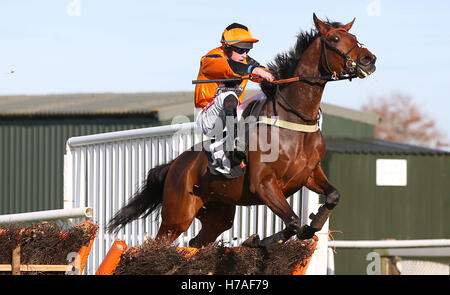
[298,164,340,239]
[243,176,303,249]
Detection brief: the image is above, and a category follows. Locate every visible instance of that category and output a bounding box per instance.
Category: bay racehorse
[107,14,376,249]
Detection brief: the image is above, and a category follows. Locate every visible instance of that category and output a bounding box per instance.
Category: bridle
[320,27,366,81]
[273,27,367,123]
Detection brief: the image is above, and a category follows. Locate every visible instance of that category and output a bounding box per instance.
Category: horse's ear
[313,13,330,36]
[342,17,356,32]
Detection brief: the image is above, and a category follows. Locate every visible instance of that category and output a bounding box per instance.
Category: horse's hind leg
[188,203,236,248]
[156,190,204,244]
[301,164,340,239]
[155,160,205,244]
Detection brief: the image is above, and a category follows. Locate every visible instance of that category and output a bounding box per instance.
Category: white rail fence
[63,122,328,275]
[328,239,450,249]
[0,207,92,224]
[327,239,450,275]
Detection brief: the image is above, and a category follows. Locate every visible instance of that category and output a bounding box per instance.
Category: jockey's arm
[201,54,272,81]
[200,55,242,79]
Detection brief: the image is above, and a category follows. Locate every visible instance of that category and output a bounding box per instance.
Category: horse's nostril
[361,54,375,65]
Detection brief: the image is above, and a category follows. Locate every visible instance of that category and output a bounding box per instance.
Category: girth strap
[257,117,320,133]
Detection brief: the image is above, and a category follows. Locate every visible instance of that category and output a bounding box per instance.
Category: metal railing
[327,239,450,275]
[0,207,92,224]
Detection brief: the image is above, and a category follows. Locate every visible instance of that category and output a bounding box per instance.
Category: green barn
[322,137,450,274]
[0,91,193,214]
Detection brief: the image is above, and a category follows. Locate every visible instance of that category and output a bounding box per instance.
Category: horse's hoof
[296,225,316,240]
[242,234,260,248]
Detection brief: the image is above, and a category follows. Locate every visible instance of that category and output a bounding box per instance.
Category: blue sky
[1,0,449,142]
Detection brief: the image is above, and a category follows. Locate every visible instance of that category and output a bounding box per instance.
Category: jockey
[195,23,274,164]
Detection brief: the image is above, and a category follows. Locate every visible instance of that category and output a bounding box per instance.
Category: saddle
[203,93,267,179]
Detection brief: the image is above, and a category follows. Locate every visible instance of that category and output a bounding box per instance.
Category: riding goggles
[230,46,250,54]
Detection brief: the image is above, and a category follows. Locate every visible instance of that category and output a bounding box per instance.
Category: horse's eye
[332,36,340,42]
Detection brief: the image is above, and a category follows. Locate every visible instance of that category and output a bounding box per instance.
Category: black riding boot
[224,108,239,165]
[223,95,245,165]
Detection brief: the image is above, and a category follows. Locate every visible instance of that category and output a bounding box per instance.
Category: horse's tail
[106,161,172,234]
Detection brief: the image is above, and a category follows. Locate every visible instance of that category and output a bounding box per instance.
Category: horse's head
[313,13,376,79]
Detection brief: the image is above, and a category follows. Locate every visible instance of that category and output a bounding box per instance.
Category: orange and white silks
[194,46,251,109]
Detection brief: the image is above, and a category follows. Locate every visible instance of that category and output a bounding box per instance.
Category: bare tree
[361,92,449,149]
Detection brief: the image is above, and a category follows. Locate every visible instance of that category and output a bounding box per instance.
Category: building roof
[0,91,196,121]
[0,90,379,124]
[325,137,450,155]
[320,103,379,126]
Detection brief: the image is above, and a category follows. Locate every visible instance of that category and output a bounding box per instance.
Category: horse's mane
[260,20,344,98]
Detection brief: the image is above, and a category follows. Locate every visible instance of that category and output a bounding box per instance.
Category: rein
[273,85,320,123]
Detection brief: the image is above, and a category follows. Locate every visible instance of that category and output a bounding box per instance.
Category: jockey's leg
[222,94,246,163]
[196,91,245,169]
